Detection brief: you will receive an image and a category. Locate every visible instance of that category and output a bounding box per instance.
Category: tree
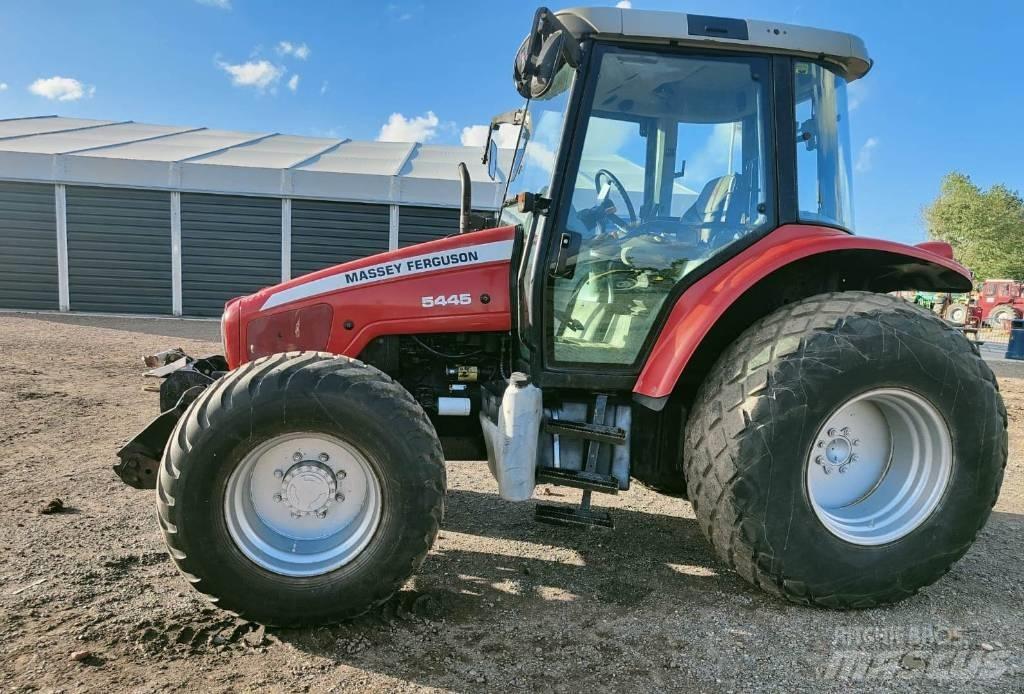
[924,172,1024,282]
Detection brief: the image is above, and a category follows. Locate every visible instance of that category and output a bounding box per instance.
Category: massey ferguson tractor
[115,7,1006,625]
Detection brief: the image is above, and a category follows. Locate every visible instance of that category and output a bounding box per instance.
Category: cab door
[530,43,775,387]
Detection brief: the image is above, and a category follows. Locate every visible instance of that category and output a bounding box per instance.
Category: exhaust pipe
[458,162,471,234]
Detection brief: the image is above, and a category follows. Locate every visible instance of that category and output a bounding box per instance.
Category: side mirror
[486,140,499,181]
[514,7,580,99]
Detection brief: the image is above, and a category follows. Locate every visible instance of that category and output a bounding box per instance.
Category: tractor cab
[487,7,866,389]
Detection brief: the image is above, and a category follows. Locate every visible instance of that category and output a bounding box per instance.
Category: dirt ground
[1,312,1021,693]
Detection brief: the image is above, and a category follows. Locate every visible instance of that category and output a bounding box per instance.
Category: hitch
[113,352,227,489]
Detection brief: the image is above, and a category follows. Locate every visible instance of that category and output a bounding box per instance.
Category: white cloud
[29,76,94,101]
[855,136,879,173]
[276,41,310,60]
[0,83,7,91]
[377,111,440,142]
[320,80,328,95]
[196,0,231,8]
[287,74,300,92]
[460,123,524,149]
[615,1,633,8]
[218,59,285,91]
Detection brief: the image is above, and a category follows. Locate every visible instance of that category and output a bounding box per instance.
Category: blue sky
[1,0,1022,244]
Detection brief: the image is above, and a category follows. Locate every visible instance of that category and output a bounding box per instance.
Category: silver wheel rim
[949,306,965,323]
[806,388,952,545]
[224,432,382,577]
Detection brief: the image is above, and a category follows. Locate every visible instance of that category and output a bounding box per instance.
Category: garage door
[66,186,172,314]
[397,205,459,248]
[291,199,389,278]
[0,181,57,310]
[181,193,280,317]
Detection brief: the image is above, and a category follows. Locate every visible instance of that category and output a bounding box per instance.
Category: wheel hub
[280,461,337,517]
[815,427,859,474]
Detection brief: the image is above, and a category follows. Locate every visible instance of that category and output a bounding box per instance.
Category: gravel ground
[1,312,1021,693]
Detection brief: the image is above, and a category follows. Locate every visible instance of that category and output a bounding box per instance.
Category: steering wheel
[594,169,637,225]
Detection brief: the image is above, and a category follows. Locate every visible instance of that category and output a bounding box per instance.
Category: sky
[1,0,1022,244]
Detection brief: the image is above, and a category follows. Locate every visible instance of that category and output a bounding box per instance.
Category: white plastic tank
[491,372,542,501]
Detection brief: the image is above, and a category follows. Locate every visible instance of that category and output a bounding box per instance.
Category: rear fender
[633,224,973,402]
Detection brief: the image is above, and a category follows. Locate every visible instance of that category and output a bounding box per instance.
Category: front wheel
[684,292,1006,608]
[944,302,968,324]
[157,352,446,626]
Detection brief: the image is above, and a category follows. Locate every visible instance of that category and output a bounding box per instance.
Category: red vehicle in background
[977,279,1024,326]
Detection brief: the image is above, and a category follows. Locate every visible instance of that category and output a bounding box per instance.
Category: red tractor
[975,279,1024,326]
[116,7,1006,626]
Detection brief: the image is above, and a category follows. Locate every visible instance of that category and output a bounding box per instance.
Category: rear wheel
[157,352,445,626]
[684,292,1006,607]
[989,305,1018,328]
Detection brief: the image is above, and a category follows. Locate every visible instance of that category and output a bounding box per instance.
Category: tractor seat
[679,174,736,228]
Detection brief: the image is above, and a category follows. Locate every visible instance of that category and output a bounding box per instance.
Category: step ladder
[535,393,622,529]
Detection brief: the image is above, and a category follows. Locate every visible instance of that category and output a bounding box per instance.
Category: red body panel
[232,226,516,368]
[633,224,973,399]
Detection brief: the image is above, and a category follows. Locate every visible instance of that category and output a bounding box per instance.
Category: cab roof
[555,7,872,80]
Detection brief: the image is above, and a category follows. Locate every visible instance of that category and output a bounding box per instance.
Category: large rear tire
[157,352,445,626]
[684,292,1006,608]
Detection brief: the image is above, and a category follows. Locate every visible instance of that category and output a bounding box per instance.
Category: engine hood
[231,226,516,366]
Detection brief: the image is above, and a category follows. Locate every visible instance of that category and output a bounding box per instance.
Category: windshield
[498,63,575,227]
[794,62,855,230]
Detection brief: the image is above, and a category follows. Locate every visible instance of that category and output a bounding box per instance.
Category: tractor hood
[227,226,517,368]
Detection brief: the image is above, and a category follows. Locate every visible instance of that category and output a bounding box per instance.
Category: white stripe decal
[260,239,515,310]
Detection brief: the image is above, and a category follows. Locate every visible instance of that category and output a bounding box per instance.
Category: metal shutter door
[291,199,389,278]
[66,186,171,314]
[397,205,460,247]
[181,193,281,317]
[0,182,57,310]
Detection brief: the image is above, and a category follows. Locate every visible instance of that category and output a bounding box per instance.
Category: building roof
[557,6,871,80]
[0,115,505,209]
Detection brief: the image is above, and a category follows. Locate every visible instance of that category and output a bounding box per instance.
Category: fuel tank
[227,225,516,367]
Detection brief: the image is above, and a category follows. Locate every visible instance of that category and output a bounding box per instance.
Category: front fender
[633,224,972,400]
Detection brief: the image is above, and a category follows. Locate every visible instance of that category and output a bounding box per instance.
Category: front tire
[157,352,446,626]
[944,302,968,324]
[684,292,1006,608]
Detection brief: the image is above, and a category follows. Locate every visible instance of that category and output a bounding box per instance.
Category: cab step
[535,501,613,529]
[542,418,626,445]
[535,467,620,494]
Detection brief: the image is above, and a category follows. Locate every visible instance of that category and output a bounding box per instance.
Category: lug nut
[815,455,824,465]
[822,466,832,475]
[274,469,284,479]
[817,440,824,448]
[852,439,860,447]
[336,469,347,479]
[318,452,330,463]
[827,428,836,437]
[273,493,282,502]
[292,452,303,462]
[839,464,849,474]
[315,510,327,519]
[851,454,859,462]
[335,492,345,502]
[841,427,850,436]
